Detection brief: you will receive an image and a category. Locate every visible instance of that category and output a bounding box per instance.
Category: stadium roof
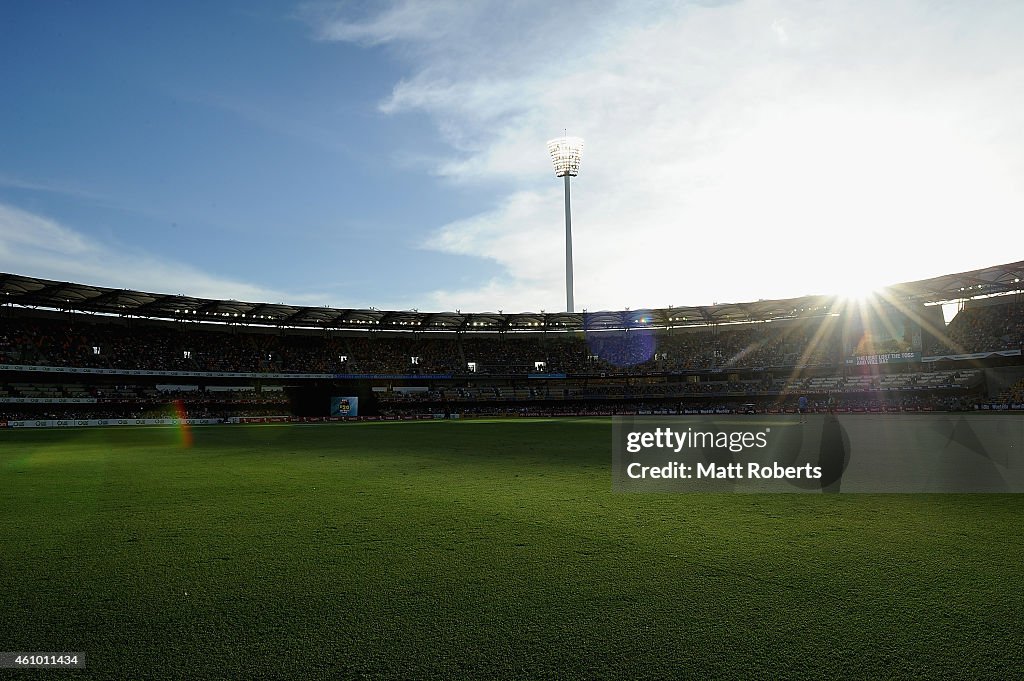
[1,261,1022,333]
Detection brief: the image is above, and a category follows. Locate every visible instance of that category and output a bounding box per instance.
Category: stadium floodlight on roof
[547,136,584,312]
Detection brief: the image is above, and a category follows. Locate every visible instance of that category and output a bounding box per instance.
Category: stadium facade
[1,261,1022,427]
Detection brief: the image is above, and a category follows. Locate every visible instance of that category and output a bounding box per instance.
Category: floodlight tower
[547,136,584,313]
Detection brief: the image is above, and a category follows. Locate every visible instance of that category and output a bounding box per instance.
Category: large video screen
[329,396,359,417]
[843,301,923,358]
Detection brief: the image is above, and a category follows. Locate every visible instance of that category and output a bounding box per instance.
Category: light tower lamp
[546,135,584,313]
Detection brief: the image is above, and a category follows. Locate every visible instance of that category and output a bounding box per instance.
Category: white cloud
[316,0,1024,311]
[309,1,460,45]
[0,202,325,304]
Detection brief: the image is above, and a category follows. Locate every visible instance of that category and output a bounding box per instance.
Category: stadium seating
[2,297,1022,420]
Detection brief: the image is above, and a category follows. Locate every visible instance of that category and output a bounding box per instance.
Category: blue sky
[2,1,1023,312]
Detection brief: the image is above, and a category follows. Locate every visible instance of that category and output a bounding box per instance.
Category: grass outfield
[1,419,1022,679]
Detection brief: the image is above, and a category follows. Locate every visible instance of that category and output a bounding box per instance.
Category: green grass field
[2,419,1022,679]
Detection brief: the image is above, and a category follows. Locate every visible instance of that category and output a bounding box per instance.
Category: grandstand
[2,261,1022,426]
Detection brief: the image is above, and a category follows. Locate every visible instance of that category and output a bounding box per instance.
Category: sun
[833,280,881,304]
